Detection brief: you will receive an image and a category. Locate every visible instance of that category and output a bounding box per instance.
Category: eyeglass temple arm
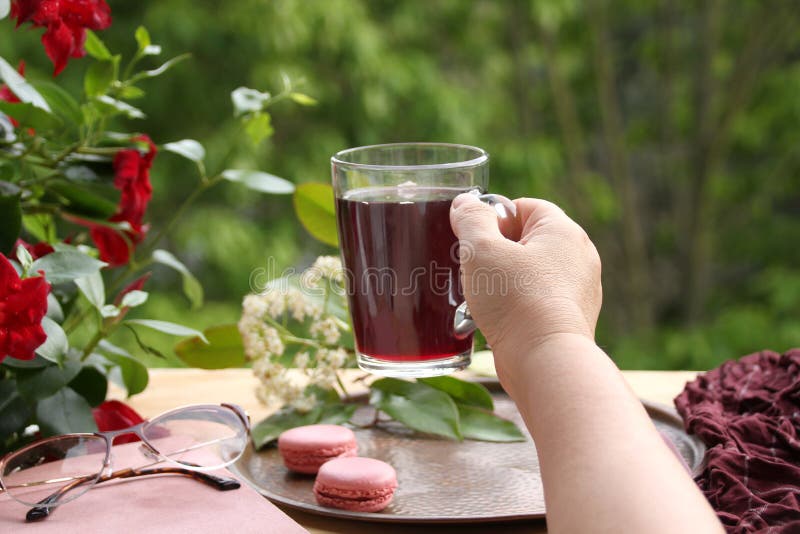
[25,462,240,522]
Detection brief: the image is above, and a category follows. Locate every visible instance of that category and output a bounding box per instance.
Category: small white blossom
[290,395,317,413]
[310,317,341,344]
[294,351,310,369]
[322,347,348,368]
[242,294,267,318]
[308,364,338,388]
[311,256,344,284]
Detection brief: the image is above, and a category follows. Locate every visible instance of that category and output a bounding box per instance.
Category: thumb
[450,193,505,245]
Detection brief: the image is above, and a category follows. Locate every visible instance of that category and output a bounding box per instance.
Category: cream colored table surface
[116,368,698,534]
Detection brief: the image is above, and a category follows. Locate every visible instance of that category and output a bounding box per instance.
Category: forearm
[498,334,722,534]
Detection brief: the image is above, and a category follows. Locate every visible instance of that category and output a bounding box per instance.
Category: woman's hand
[450,194,602,380]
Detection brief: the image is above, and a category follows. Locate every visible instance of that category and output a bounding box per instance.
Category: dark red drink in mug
[331,143,512,377]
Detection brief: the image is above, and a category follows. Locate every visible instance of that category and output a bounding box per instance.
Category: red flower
[0,61,25,127]
[88,135,157,267]
[15,238,55,260]
[92,400,144,443]
[0,253,50,362]
[11,0,112,76]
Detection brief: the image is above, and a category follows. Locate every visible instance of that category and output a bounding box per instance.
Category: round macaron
[313,457,398,513]
[277,424,358,474]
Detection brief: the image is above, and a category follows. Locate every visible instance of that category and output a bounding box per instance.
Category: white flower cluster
[239,257,351,413]
[302,255,345,286]
[310,316,341,344]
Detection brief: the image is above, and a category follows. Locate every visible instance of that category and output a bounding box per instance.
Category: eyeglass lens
[2,435,107,507]
[1,405,248,509]
[143,405,248,469]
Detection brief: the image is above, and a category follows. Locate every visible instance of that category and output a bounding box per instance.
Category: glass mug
[331,142,515,377]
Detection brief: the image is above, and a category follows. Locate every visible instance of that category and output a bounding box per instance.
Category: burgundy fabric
[675,349,800,533]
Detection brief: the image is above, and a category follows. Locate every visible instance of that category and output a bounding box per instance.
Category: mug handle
[453,190,517,339]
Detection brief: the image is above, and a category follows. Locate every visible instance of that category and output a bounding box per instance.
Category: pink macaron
[277,424,358,474]
[313,457,398,513]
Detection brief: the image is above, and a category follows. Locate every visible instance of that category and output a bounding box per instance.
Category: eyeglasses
[0,403,250,522]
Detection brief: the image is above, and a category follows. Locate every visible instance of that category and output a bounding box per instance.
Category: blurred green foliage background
[3,0,799,370]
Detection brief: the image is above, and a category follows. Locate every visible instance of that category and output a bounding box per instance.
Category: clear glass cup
[331,142,513,377]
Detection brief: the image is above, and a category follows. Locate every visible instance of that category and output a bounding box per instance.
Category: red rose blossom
[92,400,144,443]
[87,135,157,266]
[11,0,112,76]
[0,253,50,362]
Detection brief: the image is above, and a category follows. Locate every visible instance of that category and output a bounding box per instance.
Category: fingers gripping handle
[453,192,516,339]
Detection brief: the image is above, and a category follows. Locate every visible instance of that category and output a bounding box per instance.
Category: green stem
[282,335,323,350]
[81,328,106,361]
[334,370,349,398]
[122,52,145,88]
[139,176,221,259]
[63,303,92,335]
[53,142,83,165]
[76,146,120,156]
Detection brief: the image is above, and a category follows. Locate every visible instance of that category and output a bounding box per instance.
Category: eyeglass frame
[0,402,251,521]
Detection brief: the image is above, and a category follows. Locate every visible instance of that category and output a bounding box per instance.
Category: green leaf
[119,85,145,99]
[68,365,108,407]
[120,289,148,308]
[370,378,462,440]
[456,404,526,442]
[135,27,161,56]
[0,161,15,181]
[75,271,105,310]
[317,402,357,425]
[94,95,145,119]
[0,100,61,130]
[1,355,50,369]
[289,92,318,106]
[84,59,116,97]
[251,405,322,449]
[120,325,166,359]
[102,351,149,396]
[243,112,273,145]
[30,81,83,125]
[130,53,190,82]
[23,213,57,244]
[293,182,338,247]
[97,339,132,358]
[49,179,119,219]
[231,86,270,116]
[35,317,69,364]
[174,324,244,369]
[16,360,82,402]
[134,26,151,51]
[221,169,295,194]
[84,30,112,60]
[30,250,107,284]
[46,293,64,322]
[0,380,31,440]
[0,114,14,141]
[36,388,98,436]
[419,376,494,410]
[0,56,50,111]
[101,304,120,318]
[163,139,205,162]
[152,249,203,309]
[16,244,33,271]
[0,185,21,255]
[126,319,208,343]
